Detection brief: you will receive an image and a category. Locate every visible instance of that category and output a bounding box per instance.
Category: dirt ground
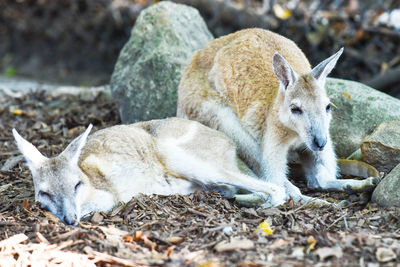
[0,92,400,266]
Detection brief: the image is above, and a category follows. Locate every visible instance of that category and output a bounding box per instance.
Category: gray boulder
[372,163,400,207]
[361,121,400,173]
[327,78,400,158]
[110,1,213,123]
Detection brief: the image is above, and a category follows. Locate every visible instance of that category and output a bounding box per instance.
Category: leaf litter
[0,91,399,266]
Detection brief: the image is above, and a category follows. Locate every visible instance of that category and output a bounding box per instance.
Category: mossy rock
[110,1,213,123]
[327,78,400,158]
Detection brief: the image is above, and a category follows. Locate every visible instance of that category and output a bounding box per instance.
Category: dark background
[1,0,399,96]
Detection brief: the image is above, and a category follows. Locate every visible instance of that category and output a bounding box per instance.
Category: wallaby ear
[12,129,47,170]
[272,52,298,90]
[61,124,93,165]
[312,47,344,85]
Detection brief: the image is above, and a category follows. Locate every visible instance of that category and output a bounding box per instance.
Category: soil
[0,92,399,266]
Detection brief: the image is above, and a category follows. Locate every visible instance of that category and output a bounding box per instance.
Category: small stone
[91,212,104,224]
[315,246,343,261]
[214,238,254,252]
[290,247,305,259]
[166,236,184,244]
[222,226,233,236]
[376,247,396,262]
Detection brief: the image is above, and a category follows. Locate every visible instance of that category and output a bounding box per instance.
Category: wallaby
[13,118,290,225]
[177,28,379,202]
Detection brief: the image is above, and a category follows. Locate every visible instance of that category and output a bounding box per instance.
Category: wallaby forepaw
[344,177,381,193]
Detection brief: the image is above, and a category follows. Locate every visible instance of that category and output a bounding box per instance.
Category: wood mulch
[0,92,399,266]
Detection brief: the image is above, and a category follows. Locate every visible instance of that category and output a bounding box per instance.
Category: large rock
[110,1,213,123]
[372,163,400,207]
[361,121,400,173]
[327,78,400,158]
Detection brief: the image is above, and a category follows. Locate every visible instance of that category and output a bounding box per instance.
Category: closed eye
[75,181,82,192]
[39,190,53,200]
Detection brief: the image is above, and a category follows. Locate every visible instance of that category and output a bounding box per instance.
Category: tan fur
[14,117,287,225]
[178,28,311,142]
[178,28,379,200]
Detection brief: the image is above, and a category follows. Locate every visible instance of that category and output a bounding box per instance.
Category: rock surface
[327,78,400,158]
[110,1,213,123]
[372,163,400,207]
[361,121,400,173]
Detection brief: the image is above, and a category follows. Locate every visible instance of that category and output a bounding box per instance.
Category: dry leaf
[254,221,273,236]
[342,91,351,99]
[166,245,175,257]
[142,234,156,250]
[270,238,289,249]
[306,236,317,253]
[197,260,224,267]
[35,232,49,244]
[315,246,343,261]
[376,247,396,262]
[214,238,254,252]
[123,235,134,243]
[167,236,184,244]
[134,231,144,242]
[21,198,30,210]
[12,108,23,115]
[273,4,291,20]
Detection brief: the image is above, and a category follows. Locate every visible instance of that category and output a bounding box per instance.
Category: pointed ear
[312,47,344,85]
[60,124,93,165]
[13,129,47,170]
[272,52,298,90]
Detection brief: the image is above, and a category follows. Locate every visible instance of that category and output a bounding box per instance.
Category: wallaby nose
[63,215,77,226]
[312,136,327,151]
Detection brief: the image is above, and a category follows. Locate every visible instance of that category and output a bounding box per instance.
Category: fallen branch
[363,65,400,93]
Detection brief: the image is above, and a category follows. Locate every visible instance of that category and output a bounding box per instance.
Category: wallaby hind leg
[156,121,286,207]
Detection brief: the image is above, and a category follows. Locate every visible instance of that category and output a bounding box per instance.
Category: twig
[187,208,209,217]
[327,213,348,230]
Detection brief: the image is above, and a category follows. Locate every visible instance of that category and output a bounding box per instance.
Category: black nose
[63,215,77,225]
[313,136,327,151]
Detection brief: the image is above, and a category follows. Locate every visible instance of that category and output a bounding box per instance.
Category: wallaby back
[178,28,311,138]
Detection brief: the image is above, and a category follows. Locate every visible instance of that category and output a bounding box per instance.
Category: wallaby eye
[290,105,303,115]
[75,181,82,192]
[39,190,52,199]
[326,103,331,112]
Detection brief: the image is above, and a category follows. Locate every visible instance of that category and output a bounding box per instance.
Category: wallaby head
[272,48,343,152]
[13,125,93,225]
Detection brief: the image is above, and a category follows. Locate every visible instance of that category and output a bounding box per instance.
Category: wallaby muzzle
[311,135,327,151]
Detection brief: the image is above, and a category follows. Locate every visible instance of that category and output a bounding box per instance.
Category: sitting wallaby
[177,28,379,202]
[13,118,290,225]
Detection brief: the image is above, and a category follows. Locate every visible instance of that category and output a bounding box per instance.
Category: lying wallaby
[13,118,290,225]
[178,28,379,202]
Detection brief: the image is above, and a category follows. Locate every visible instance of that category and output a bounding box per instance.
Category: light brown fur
[178,28,379,201]
[178,28,311,142]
